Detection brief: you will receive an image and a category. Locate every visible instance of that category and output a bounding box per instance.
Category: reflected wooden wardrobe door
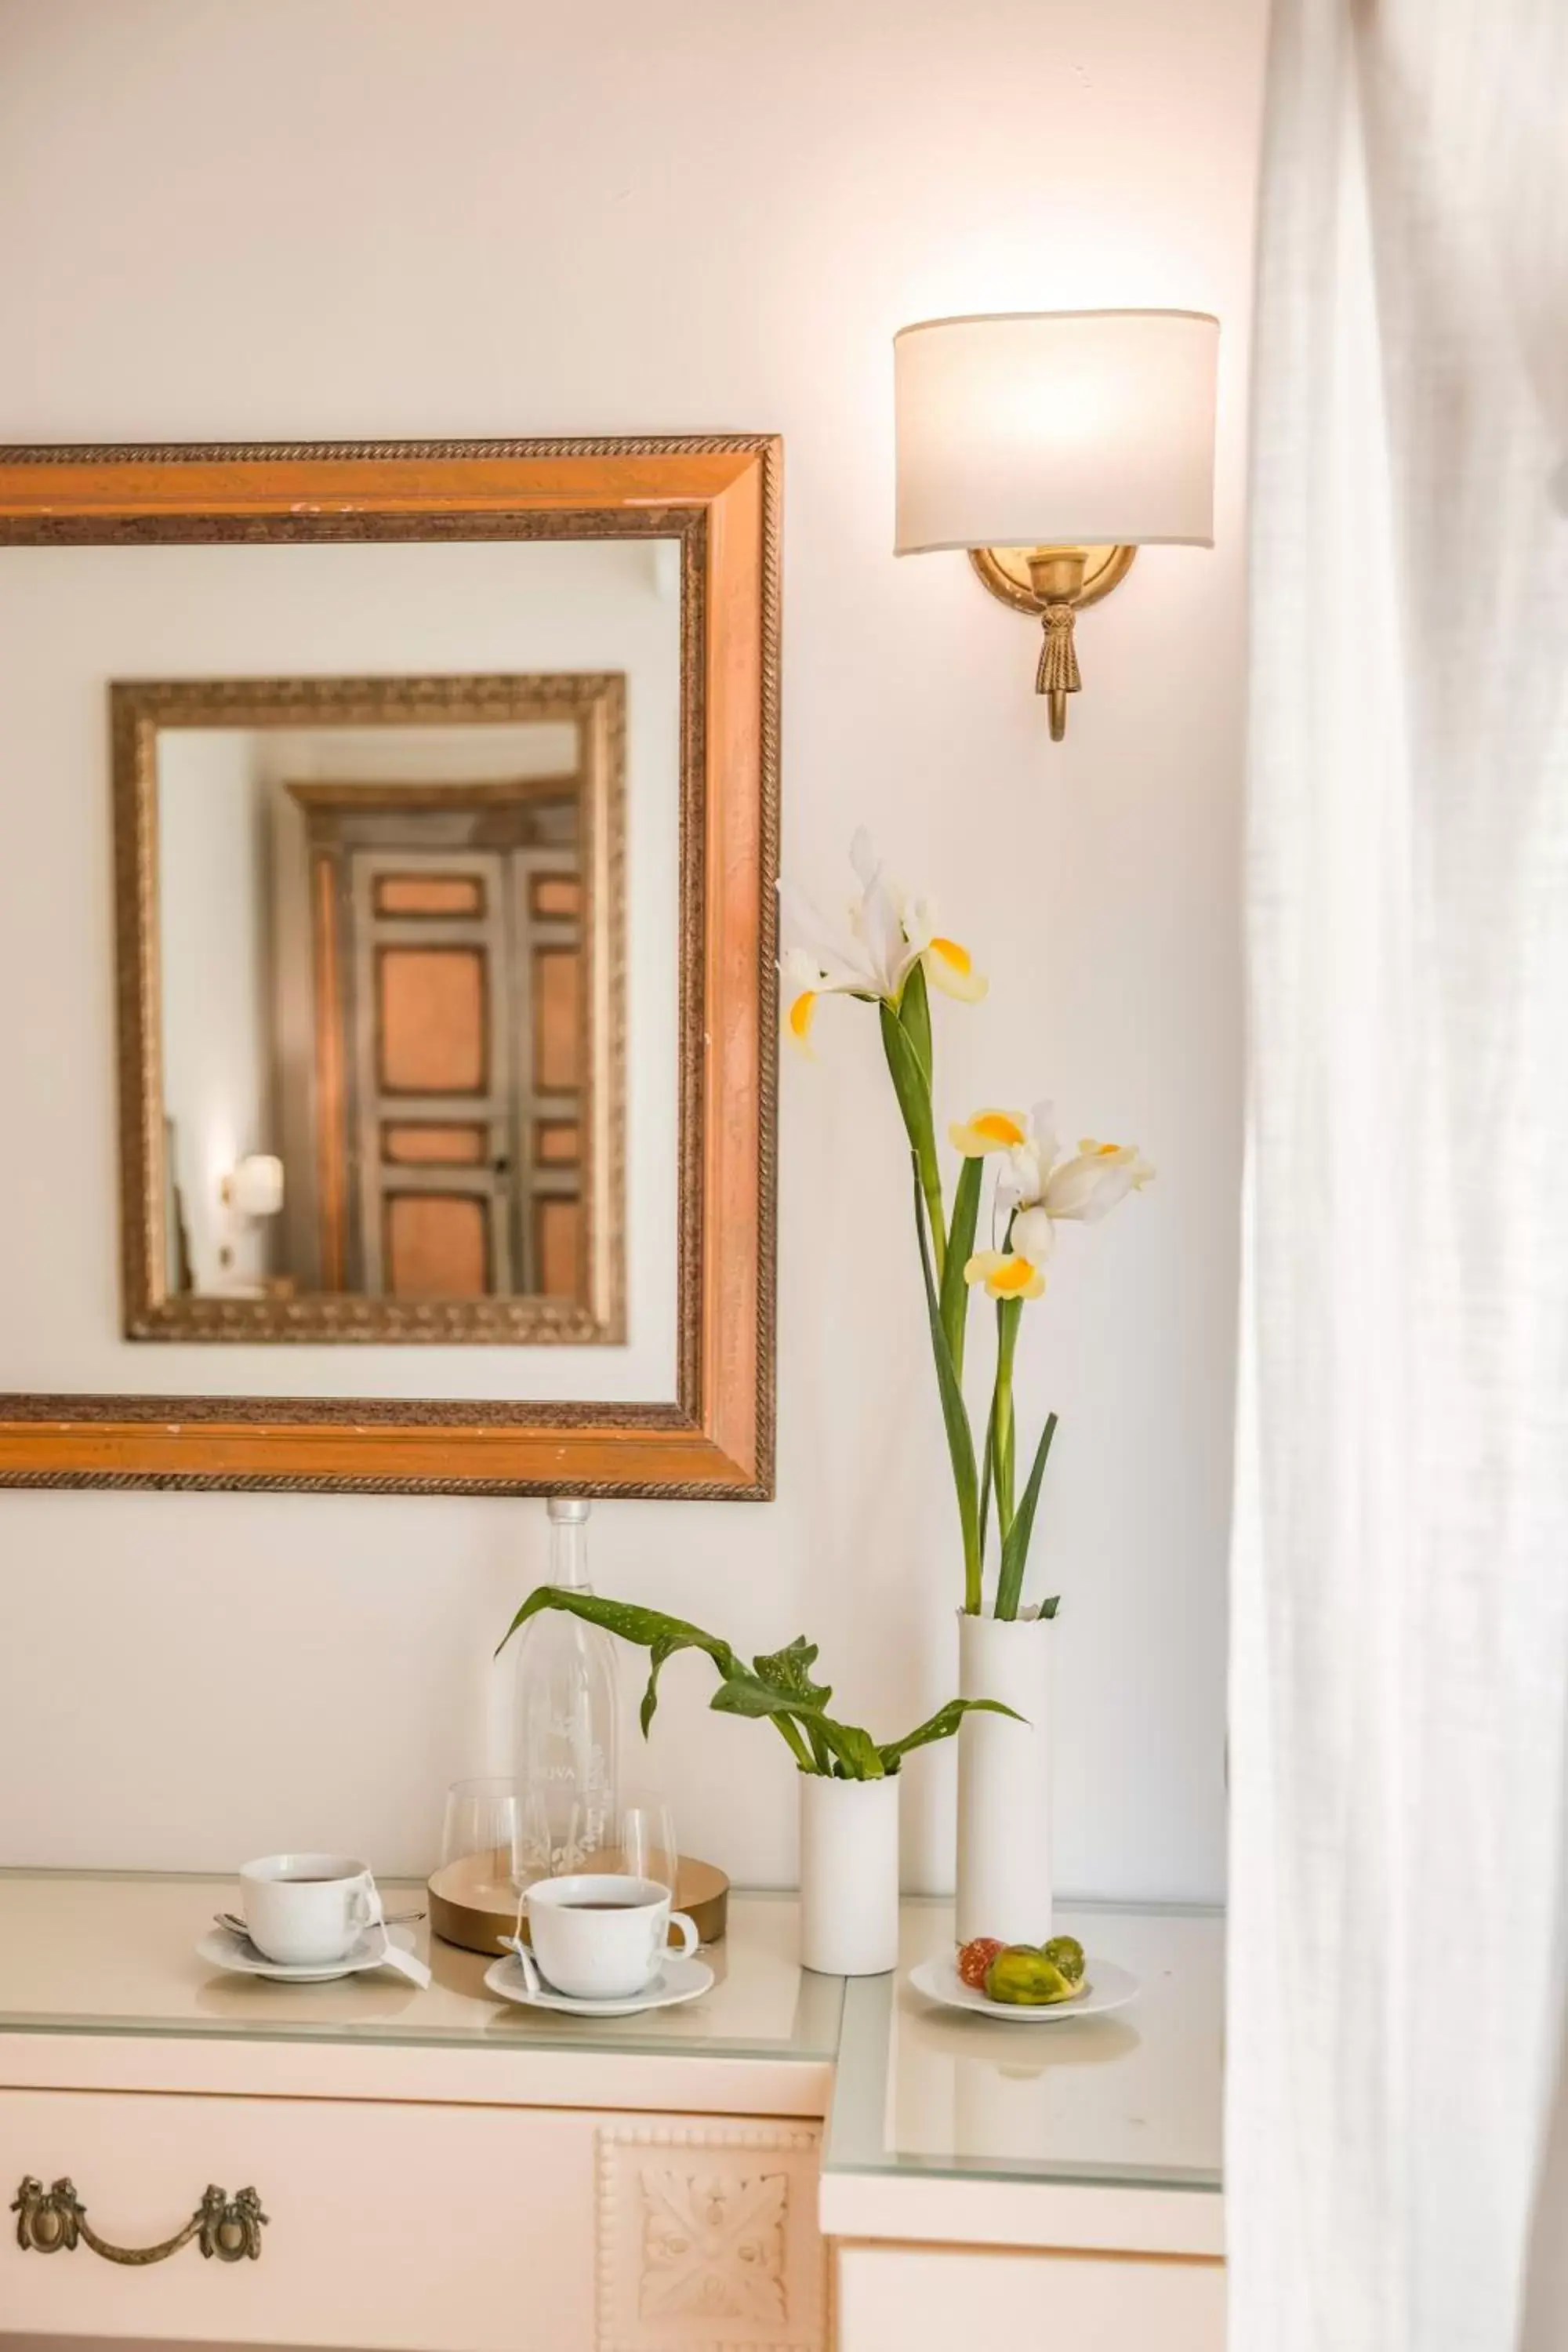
[308,822,589,1306]
[356,848,511,1299]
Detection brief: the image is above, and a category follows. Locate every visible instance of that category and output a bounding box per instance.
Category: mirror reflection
[148,676,625,1342]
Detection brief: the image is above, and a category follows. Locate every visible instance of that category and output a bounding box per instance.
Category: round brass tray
[429,1853,730,1957]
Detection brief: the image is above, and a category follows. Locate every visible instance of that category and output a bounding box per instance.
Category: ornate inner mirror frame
[0,437,779,1498]
[118,670,629,1349]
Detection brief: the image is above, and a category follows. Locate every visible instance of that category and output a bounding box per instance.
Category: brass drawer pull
[12,2176,267,2265]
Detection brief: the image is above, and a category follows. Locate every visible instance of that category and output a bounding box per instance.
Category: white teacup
[521,1873,699,2001]
[239,1853,384,1967]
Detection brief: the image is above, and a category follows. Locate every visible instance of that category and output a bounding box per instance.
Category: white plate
[908,1951,1139,2022]
[483,1950,714,2019]
[197,1924,419,1984]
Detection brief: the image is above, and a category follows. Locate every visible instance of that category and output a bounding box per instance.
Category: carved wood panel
[596,2121,825,2352]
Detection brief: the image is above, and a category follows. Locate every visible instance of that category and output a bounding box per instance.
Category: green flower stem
[993,1297,1021,1537]
[913,1164,982,1612]
[880,1002,946,1280]
[898,957,935,1089]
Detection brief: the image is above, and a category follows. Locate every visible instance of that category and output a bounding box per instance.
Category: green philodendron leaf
[709,1679,883,1778]
[494,1588,739,1736]
[709,1668,811,1723]
[995,1410,1060,1621]
[818,1721,886,1780]
[641,1636,682,1737]
[877,1696,1025,1773]
[495,1588,732,1666]
[706,1675,889,1780]
[499,1588,1018,1780]
[752,1636,832,1711]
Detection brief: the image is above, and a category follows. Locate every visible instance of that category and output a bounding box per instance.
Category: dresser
[822,1901,1225,2352]
[0,1874,1222,2351]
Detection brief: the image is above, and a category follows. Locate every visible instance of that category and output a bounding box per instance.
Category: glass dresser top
[0,1871,842,2063]
[826,1899,1224,2192]
[0,1875,1222,2197]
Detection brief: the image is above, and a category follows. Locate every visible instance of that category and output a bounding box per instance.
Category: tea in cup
[522,1873,698,2001]
[239,1853,384,1966]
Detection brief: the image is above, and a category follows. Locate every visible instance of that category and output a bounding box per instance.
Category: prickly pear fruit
[957,1936,1005,1991]
[984,1946,1075,2005]
[1041,1935,1086,1987]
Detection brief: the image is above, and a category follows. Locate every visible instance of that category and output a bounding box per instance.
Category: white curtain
[1231,2,1568,2347]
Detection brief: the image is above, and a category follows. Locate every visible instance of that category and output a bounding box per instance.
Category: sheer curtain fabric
[1231,2,1568,2347]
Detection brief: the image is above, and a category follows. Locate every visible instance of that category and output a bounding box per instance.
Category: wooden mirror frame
[0,436,780,1498]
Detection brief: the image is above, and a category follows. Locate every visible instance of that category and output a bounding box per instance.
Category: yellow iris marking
[788,992,816,1040]
[930,936,971,974]
[990,1257,1036,1294]
[973,1112,1025,1147]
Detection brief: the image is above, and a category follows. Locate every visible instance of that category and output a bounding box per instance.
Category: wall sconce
[220,1153,285,1219]
[893,308,1219,740]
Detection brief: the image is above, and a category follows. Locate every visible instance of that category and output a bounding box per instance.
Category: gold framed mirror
[118,670,626,1346]
[0,435,779,1498]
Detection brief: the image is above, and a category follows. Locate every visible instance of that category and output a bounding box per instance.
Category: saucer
[198,1922,419,1984]
[908,1952,1139,2023]
[483,1950,714,2019]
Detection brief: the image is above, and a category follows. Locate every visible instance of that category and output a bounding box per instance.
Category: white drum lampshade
[893,308,1218,554]
[892,309,1220,742]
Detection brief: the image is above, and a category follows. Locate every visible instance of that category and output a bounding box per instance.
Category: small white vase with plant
[498,1595,1015,1975]
[781,832,1152,1944]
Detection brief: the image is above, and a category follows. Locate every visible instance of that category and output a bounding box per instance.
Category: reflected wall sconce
[220,1154,285,1219]
[893,308,1219,740]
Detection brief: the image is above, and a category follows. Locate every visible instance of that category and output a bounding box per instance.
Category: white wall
[157,729,274,1292]
[0,0,1266,1900]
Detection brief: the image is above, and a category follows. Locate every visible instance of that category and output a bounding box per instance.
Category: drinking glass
[563,1789,679,1895]
[616,1791,679,1896]
[441,1776,547,1900]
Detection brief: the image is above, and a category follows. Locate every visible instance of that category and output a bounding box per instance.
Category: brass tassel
[1035,601,1080,742]
[1036,603,1080,695]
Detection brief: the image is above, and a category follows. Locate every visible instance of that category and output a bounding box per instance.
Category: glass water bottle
[511,1497,619,1882]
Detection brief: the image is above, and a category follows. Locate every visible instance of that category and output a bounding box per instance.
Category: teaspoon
[214,1908,425,1940]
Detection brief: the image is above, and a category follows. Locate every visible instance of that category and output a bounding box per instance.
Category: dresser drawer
[836,2243,1225,2351]
[0,2089,825,2351]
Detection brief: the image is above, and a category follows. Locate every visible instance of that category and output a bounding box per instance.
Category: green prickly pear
[984,1946,1075,2005]
[1041,1935,1086,1987]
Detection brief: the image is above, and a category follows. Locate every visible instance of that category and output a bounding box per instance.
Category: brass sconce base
[968,543,1138,739]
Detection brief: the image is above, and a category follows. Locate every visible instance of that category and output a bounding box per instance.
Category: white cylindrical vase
[955,1610,1053,1947]
[798,1773,899,1975]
